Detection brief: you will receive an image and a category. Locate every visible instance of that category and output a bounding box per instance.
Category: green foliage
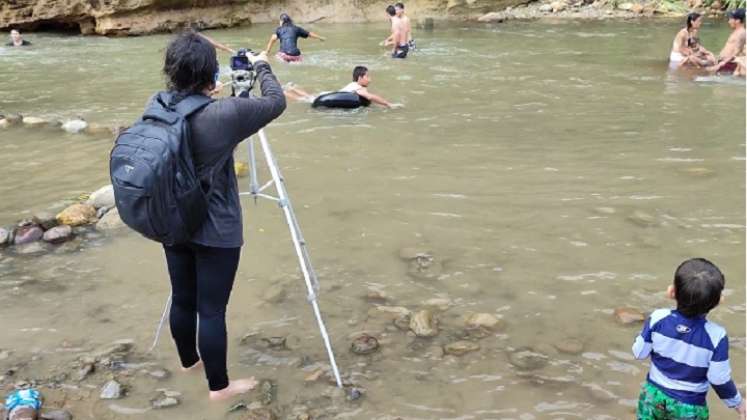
[723,0,746,9]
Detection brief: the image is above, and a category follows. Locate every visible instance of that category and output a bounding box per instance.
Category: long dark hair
[280,13,293,26]
[686,12,701,30]
[163,31,218,94]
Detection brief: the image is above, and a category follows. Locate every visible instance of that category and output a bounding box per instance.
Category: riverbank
[0,0,732,35]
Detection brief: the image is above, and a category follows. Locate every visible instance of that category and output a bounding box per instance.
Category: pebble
[553,338,585,354]
[409,309,438,337]
[96,207,125,231]
[364,289,388,303]
[350,334,379,355]
[346,387,364,401]
[261,336,287,349]
[57,204,97,227]
[614,307,646,324]
[151,396,179,409]
[40,410,73,420]
[393,313,411,331]
[508,347,549,370]
[443,341,480,356]
[100,379,123,399]
[13,225,43,245]
[465,313,501,330]
[407,255,443,280]
[87,185,115,209]
[43,225,74,244]
[77,363,95,381]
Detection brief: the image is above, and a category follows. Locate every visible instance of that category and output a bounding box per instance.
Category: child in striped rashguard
[632,258,745,419]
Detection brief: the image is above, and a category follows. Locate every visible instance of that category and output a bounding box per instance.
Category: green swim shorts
[637,382,709,420]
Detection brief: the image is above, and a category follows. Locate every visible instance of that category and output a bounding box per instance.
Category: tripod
[149,76,344,389]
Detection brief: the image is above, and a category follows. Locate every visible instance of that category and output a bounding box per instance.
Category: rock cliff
[0,0,529,35]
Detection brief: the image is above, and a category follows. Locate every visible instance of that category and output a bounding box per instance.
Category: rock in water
[627,210,657,227]
[16,242,46,255]
[407,255,443,280]
[0,227,12,246]
[465,313,501,330]
[100,379,123,399]
[13,225,43,245]
[43,225,74,244]
[409,310,438,337]
[0,118,9,128]
[23,116,48,127]
[40,410,73,420]
[151,395,179,409]
[87,185,115,209]
[551,1,566,11]
[235,161,250,178]
[57,204,97,226]
[614,307,645,324]
[539,3,553,12]
[554,338,584,354]
[96,208,126,231]
[444,341,480,356]
[32,212,58,230]
[350,334,379,355]
[477,12,504,22]
[62,119,88,134]
[508,347,549,370]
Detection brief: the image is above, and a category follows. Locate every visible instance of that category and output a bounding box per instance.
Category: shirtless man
[708,8,745,74]
[382,5,408,58]
[395,3,415,49]
[284,66,394,108]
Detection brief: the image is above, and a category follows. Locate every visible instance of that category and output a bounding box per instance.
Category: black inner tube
[312,92,370,109]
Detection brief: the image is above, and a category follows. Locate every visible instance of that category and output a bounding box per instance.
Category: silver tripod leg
[241,129,342,388]
[148,294,172,353]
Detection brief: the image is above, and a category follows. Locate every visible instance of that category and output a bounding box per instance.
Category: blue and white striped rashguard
[632,308,742,408]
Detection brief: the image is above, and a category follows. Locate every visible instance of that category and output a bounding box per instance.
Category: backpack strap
[173,94,213,118]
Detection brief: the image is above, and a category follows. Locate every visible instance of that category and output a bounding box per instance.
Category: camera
[229,48,256,97]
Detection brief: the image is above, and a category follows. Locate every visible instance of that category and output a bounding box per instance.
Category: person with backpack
[111,30,285,401]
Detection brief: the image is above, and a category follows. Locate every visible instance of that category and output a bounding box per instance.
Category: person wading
[159,31,286,401]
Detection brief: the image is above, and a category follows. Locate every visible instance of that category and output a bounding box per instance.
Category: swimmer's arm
[265,34,278,54]
[356,88,392,108]
[309,32,326,41]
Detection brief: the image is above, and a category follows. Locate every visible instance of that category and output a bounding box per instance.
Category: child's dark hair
[386,5,396,16]
[280,13,293,26]
[674,258,724,317]
[163,30,218,94]
[353,66,368,81]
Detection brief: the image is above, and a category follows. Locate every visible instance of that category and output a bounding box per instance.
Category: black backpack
[110,92,213,245]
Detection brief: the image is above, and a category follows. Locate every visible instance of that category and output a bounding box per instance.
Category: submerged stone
[444,340,480,356]
[614,307,645,324]
[508,347,549,370]
[409,310,438,337]
[554,338,585,354]
[96,208,125,231]
[87,185,115,209]
[465,313,501,330]
[40,410,73,420]
[100,379,123,399]
[350,334,379,355]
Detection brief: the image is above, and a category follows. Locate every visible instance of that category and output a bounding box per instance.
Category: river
[0,20,744,419]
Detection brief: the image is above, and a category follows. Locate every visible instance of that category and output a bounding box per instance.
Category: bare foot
[209,377,259,401]
[181,360,202,372]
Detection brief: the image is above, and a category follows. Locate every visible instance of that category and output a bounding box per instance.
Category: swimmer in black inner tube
[284,66,398,108]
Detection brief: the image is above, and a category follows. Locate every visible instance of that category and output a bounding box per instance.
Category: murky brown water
[0,20,745,419]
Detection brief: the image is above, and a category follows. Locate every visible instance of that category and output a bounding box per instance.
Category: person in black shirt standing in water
[159,31,286,401]
[6,30,32,47]
[265,13,326,63]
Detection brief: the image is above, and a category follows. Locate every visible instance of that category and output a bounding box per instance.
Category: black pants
[163,243,241,391]
[392,44,409,59]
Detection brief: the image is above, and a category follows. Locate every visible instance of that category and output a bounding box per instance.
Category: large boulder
[56,203,97,226]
